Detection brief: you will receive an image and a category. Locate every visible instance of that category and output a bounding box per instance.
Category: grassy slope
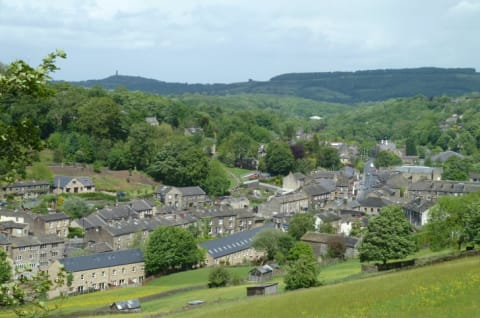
[169,256,480,318]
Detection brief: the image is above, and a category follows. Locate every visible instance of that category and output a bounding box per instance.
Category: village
[1,137,479,301]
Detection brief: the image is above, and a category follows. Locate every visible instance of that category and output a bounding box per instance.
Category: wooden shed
[246,283,278,297]
[248,264,273,282]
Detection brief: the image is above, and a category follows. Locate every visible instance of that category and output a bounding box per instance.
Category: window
[15,255,22,261]
[80,274,84,280]
[122,267,125,274]
[102,271,105,277]
[19,247,26,252]
[132,266,136,272]
[113,269,117,276]
[92,272,96,278]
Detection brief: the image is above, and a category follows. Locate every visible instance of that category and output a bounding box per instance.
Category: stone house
[356,197,393,215]
[282,172,307,191]
[52,176,95,194]
[164,186,208,210]
[32,212,70,238]
[408,180,480,200]
[301,232,360,260]
[402,198,435,227]
[199,224,274,266]
[259,192,309,217]
[50,249,144,297]
[1,180,50,199]
[0,234,65,279]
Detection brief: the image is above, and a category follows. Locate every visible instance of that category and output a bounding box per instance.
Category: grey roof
[130,199,154,212]
[3,180,50,189]
[395,166,437,174]
[53,176,95,188]
[0,220,28,229]
[403,198,435,213]
[97,205,138,221]
[358,197,392,208]
[199,224,274,259]
[112,299,141,311]
[60,249,144,272]
[145,116,159,124]
[303,184,332,196]
[431,151,464,163]
[176,186,206,196]
[301,232,360,248]
[36,212,70,222]
[10,234,65,248]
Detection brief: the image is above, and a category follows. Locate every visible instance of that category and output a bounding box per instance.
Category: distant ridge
[70,67,480,103]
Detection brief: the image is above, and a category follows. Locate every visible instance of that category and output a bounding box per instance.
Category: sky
[1,0,479,83]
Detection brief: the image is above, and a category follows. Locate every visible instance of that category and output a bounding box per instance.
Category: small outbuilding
[110,299,141,312]
[246,283,278,297]
[248,264,273,282]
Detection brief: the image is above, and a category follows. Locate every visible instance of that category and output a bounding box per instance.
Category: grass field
[168,256,480,318]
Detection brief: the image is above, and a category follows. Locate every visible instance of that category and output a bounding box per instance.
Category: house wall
[33,218,69,237]
[49,260,145,298]
[205,247,264,267]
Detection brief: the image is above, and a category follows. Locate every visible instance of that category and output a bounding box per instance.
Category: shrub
[208,266,231,288]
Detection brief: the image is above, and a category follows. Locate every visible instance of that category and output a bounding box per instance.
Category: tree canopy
[288,213,315,241]
[359,206,416,264]
[144,226,203,275]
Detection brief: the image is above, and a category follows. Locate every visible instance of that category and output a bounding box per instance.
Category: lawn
[168,256,480,318]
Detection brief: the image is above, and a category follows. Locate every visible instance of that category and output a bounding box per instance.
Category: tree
[462,201,480,246]
[374,151,402,168]
[0,51,65,181]
[287,241,314,262]
[202,159,230,196]
[359,206,416,264]
[327,236,346,259]
[62,197,90,219]
[144,226,203,275]
[0,249,11,284]
[442,156,470,181]
[317,145,341,170]
[265,141,295,176]
[252,229,287,261]
[208,266,231,288]
[288,213,315,241]
[405,137,417,156]
[284,255,319,290]
[0,267,67,318]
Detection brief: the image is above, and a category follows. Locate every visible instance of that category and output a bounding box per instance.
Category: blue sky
[1,0,479,83]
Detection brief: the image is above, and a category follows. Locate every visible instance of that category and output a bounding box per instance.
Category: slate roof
[60,249,144,272]
[130,199,154,212]
[176,186,206,196]
[36,212,70,222]
[431,151,464,163]
[199,224,274,259]
[3,180,50,188]
[10,234,64,247]
[53,176,95,188]
[403,198,435,213]
[111,299,141,311]
[303,183,332,196]
[301,232,360,248]
[395,166,437,174]
[358,197,392,208]
[0,220,28,229]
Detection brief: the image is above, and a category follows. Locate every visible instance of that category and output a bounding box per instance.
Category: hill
[70,67,480,103]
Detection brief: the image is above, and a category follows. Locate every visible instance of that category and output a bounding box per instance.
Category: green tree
[405,137,417,156]
[288,213,315,240]
[202,159,230,196]
[442,156,470,181]
[252,229,287,261]
[147,140,210,187]
[0,249,11,284]
[0,267,67,318]
[284,255,319,290]
[374,151,402,168]
[76,96,124,140]
[317,145,341,170]
[144,226,203,275]
[359,206,416,264]
[208,266,231,288]
[62,196,90,219]
[265,141,295,176]
[327,236,346,259]
[287,241,314,262]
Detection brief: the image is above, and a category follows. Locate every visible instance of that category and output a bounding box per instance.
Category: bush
[208,266,231,288]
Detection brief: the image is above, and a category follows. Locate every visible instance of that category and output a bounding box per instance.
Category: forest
[3,54,480,196]
[72,67,480,103]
